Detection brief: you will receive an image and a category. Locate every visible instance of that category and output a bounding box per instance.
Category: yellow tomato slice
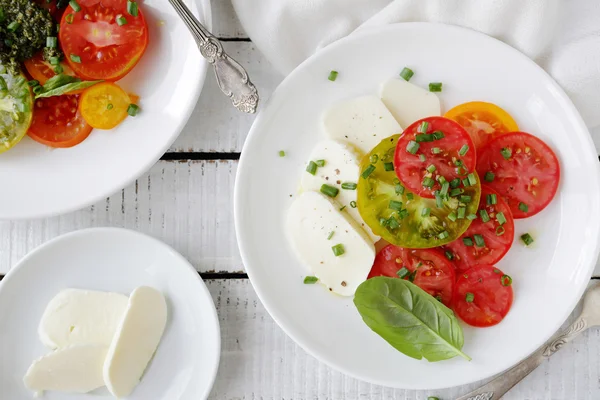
[444,101,518,150]
[79,82,131,130]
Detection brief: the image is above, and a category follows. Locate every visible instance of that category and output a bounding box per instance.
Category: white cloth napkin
[232,0,600,131]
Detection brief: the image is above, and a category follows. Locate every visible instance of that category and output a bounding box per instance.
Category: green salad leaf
[354,277,470,362]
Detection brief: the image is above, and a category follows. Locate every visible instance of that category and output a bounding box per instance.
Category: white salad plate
[0,227,221,399]
[0,0,211,220]
[235,23,600,389]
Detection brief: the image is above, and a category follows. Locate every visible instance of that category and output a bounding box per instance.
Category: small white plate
[0,0,211,220]
[235,23,600,389]
[0,228,220,400]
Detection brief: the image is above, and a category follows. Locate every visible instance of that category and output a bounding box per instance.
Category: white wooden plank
[0,161,242,275]
[207,279,600,400]
[170,41,283,153]
[210,0,247,39]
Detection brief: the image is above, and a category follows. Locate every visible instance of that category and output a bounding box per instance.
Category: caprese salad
[0,0,148,151]
[286,68,560,362]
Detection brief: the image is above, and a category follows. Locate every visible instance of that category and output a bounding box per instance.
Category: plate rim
[0,227,222,399]
[234,21,600,389]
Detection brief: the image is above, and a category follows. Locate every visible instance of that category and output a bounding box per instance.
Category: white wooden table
[2,1,600,399]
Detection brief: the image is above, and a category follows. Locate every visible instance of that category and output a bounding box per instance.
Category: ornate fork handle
[456,316,588,400]
[168,0,259,113]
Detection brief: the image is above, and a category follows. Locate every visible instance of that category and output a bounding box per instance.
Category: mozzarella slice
[380,78,441,127]
[38,289,128,349]
[104,286,167,398]
[286,192,376,296]
[300,140,379,242]
[23,345,107,394]
[323,95,402,155]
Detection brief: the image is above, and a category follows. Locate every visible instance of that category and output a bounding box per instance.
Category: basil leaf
[41,74,80,91]
[35,80,103,99]
[353,277,470,362]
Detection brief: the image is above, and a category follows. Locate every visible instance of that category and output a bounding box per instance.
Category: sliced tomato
[369,245,456,306]
[476,132,560,218]
[444,101,518,150]
[395,117,476,199]
[453,265,513,327]
[28,95,93,148]
[59,0,149,81]
[442,185,515,271]
[357,134,481,249]
[24,52,76,86]
[79,82,131,129]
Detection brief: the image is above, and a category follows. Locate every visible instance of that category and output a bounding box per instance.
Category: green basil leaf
[41,74,80,91]
[35,80,103,99]
[353,277,470,362]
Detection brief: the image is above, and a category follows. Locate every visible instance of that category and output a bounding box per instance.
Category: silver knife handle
[168,0,259,114]
[456,316,588,400]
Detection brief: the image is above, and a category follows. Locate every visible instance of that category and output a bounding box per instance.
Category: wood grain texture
[207,279,600,400]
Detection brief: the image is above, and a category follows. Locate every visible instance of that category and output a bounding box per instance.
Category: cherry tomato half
[369,245,456,306]
[476,132,560,218]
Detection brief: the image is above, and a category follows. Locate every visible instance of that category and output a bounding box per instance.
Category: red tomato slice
[59,0,149,81]
[476,132,560,218]
[28,95,93,148]
[368,245,456,306]
[395,117,476,199]
[453,265,513,327]
[24,52,76,86]
[442,185,515,271]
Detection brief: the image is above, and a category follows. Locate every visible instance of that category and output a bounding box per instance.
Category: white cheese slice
[38,289,128,349]
[300,139,379,242]
[103,286,167,398]
[286,191,376,296]
[322,95,402,155]
[380,78,441,128]
[23,345,107,394]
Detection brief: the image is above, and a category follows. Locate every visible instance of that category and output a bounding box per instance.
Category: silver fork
[168,0,259,114]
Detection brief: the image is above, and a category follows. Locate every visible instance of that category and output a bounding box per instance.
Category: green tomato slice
[0,67,34,153]
[357,134,481,248]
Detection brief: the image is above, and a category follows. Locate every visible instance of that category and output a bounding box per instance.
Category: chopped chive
[448,212,457,222]
[457,206,466,219]
[459,195,472,203]
[440,181,449,196]
[415,133,434,143]
[70,0,81,11]
[463,237,474,246]
[328,70,338,81]
[49,56,60,65]
[467,173,477,186]
[450,178,460,188]
[397,266,410,278]
[406,140,420,155]
[127,104,139,116]
[462,178,471,188]
[518,202,529,212]
[306,161,317,175]
[332,244,345,257]
[384,162,394,171]
[432,131,445,140]
[7,21,20,32]
[419,154,426,162]
[315,159,326,167]
[54,65,63,74]
[327,231,334,240]
[278,150,285,157]
[421,207,431,217]
[106,103,114,110]
[431,147,441,154]
[467,213,477,221]
[406,193,414,200]
[320,184,339,198]
[303,276,319,284]
[341,182,357,190]
[127,0,139,16]
[46,36,57,48]
[387,216,400,229]
[389,200,403,211]
[426,164,436,173]
[438,231,449,240]
[484,171,495,182]
[521,233,534,246]
[65,13,74,23]
[398,209,409,219]
[437,176,446,184]
[361,164,376,179]
[444,250,454,261]
[399,67,414,81]
[70,54,81,63]
[459,144,469,156]
[33,86,43,95]
[474,234,485,247]
[429,82,442,92]
[27,80,39,87]
[422,176,435,188]
[435,192,443,208]
[395,183,405,195]
[379,218,388,226]
[465,292,474,303]
[350,200,357,208]
[500,147,512,159]
[116,15,127,26]
[501,275,513,286]
[496,226,505,236]
[493,268,501,274]
[418,121,429,134]
[487,193,497,205]
[496,212,507,225]
[369,154,378,163]
[408,270,417,282]
[479,209,490,222]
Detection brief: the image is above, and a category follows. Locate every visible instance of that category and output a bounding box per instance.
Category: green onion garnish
[70,54,81,63]
[116,15,127,26]
[331,244,345,257]
[361,164,376,179]
[421,207,431,217]
[518,202,529,212]
[450,178,460,188]
[440,181,449,196]
[387,216,399,229]
[395,183,405,195]
[127,0,139,16]
[369,154,378,163]
[278,150,285,157]
[500,147,512,159]
[33,85,43,95]
[397,267,410,278]
[127,104,139,116]
[422,177,435,188]
[69,0,81,12]
[303,276,319,284]
[457,206,466,219]
[419,154,426,162]
[466,213,477,221]
[320,184,339,198]
[463,237,474,246]
[465,292,474,303]
[350,200,357,208]
[496,212,507,225]
[459,195,472,203]
[379,218,388,227]
[432,131,445,140]
[107,103,114,110]
[496,226,505,236]
[444,251,454,261]
[467,173,477,186]
[328,70,338,81]
[399,67,414,81]
[429,82,443,92]
[521,233,534,246]
[484,171,495,182]
[315,159,326,167]
[46,36,58,48]
[474,234,485,247]
[487,193,497,205]
[27,80,39,87]
[406,140,420,155]
[426,164,436,173]
[65,13,74,23]
[418,121,429,133]
[406,193,414,200]
[448,212,457,222]
[389,200,403,211]
[431,147,441,154]
[415,133,434,143]
[501,275,513,286]
[398,209,409,219]
[341,182,357,190]
[435,192,443,208]
[438,231,449,240]
[7,21,20,32]
[459,144,469,156]
[462,177,471,188]
[327,231,334,240]
[384,162,394,171]
[479,209,490,222]
[306,161,317,175]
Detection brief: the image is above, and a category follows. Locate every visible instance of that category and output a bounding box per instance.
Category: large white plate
[235,23,600,389]
[0,0,211,219]
[0,228,220,399]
